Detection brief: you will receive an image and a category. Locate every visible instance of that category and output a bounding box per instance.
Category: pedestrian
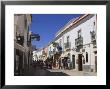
[62,58,64,69]
[56,59,58,69]
[67,57,71,70]
[65,58,68,69]
[41,60,44,69]
[63,58,66,69]
[59,58,62,69]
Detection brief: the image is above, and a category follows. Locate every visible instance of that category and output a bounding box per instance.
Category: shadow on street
[21,65,69,76]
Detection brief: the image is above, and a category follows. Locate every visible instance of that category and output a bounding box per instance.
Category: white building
[47,14,97,72]
[33,47,48,61]
[32,49,42,61]
[32,51,37,61]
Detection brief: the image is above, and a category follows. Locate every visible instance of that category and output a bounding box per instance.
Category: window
[78,30,81,38]
[67,36,69,43]
[59,39,62,46]
[86,52,88,62]
[50,47,51,51]
[93,21,96,31]
[93,21,95,26]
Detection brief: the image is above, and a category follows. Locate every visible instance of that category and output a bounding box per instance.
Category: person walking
[56,59,59,69]
[64,58,66,69]
[62,58,65,69]
[65,58,68,69]
[67,57,71,70]
[59,58,62,69]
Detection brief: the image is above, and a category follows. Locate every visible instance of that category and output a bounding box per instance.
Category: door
[15,55,19,72]
[78,54,82,71]
[95,56,97,72]
[72,55,75,69]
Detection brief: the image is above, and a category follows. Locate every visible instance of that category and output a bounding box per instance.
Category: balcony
[90,31,96,48]
[90,30,96,42]
[49,51,53,55]
[93,41,97,48]
[75,36,83,47]
[64,42,71,50]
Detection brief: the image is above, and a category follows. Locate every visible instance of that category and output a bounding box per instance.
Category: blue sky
[29,14,82,49]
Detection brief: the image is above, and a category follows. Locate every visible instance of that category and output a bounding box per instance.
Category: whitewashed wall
[63,15,97,70]
[47,43,55,57]
[47,15,97,71]
[33,49,43,61]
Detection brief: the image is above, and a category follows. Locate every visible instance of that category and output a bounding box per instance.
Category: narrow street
[22,64,96,76]
[23,65,69,76]
[14,14,97,76]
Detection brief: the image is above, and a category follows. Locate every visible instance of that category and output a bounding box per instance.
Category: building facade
[47,14,97,72]
[33,49,42,61]
[33,46,48,62]
[14,14,32,75]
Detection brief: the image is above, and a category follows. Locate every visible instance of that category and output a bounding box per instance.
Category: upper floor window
[50,47,51,51]
[67,36,69,43]
[59,39,62,46]
[93,21,95,26]
[93,21,96,30]
[78,30,81,38]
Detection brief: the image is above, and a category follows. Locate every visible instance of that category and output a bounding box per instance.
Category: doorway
[72,55,75,69]
[95,56,97,72]
[78,54,83,71]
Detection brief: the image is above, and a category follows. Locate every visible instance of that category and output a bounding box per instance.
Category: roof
[55,14,89,37]
[47,14,95,47]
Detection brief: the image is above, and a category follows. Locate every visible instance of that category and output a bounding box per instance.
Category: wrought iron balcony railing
[90,31,97,48]
[49,51,53,55]
[64,42,71,49]
[75,36,83,47]
[90,30,96,42]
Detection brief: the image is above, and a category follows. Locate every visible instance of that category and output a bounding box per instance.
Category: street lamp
[16,34,24,45]
[17,35,21,41]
